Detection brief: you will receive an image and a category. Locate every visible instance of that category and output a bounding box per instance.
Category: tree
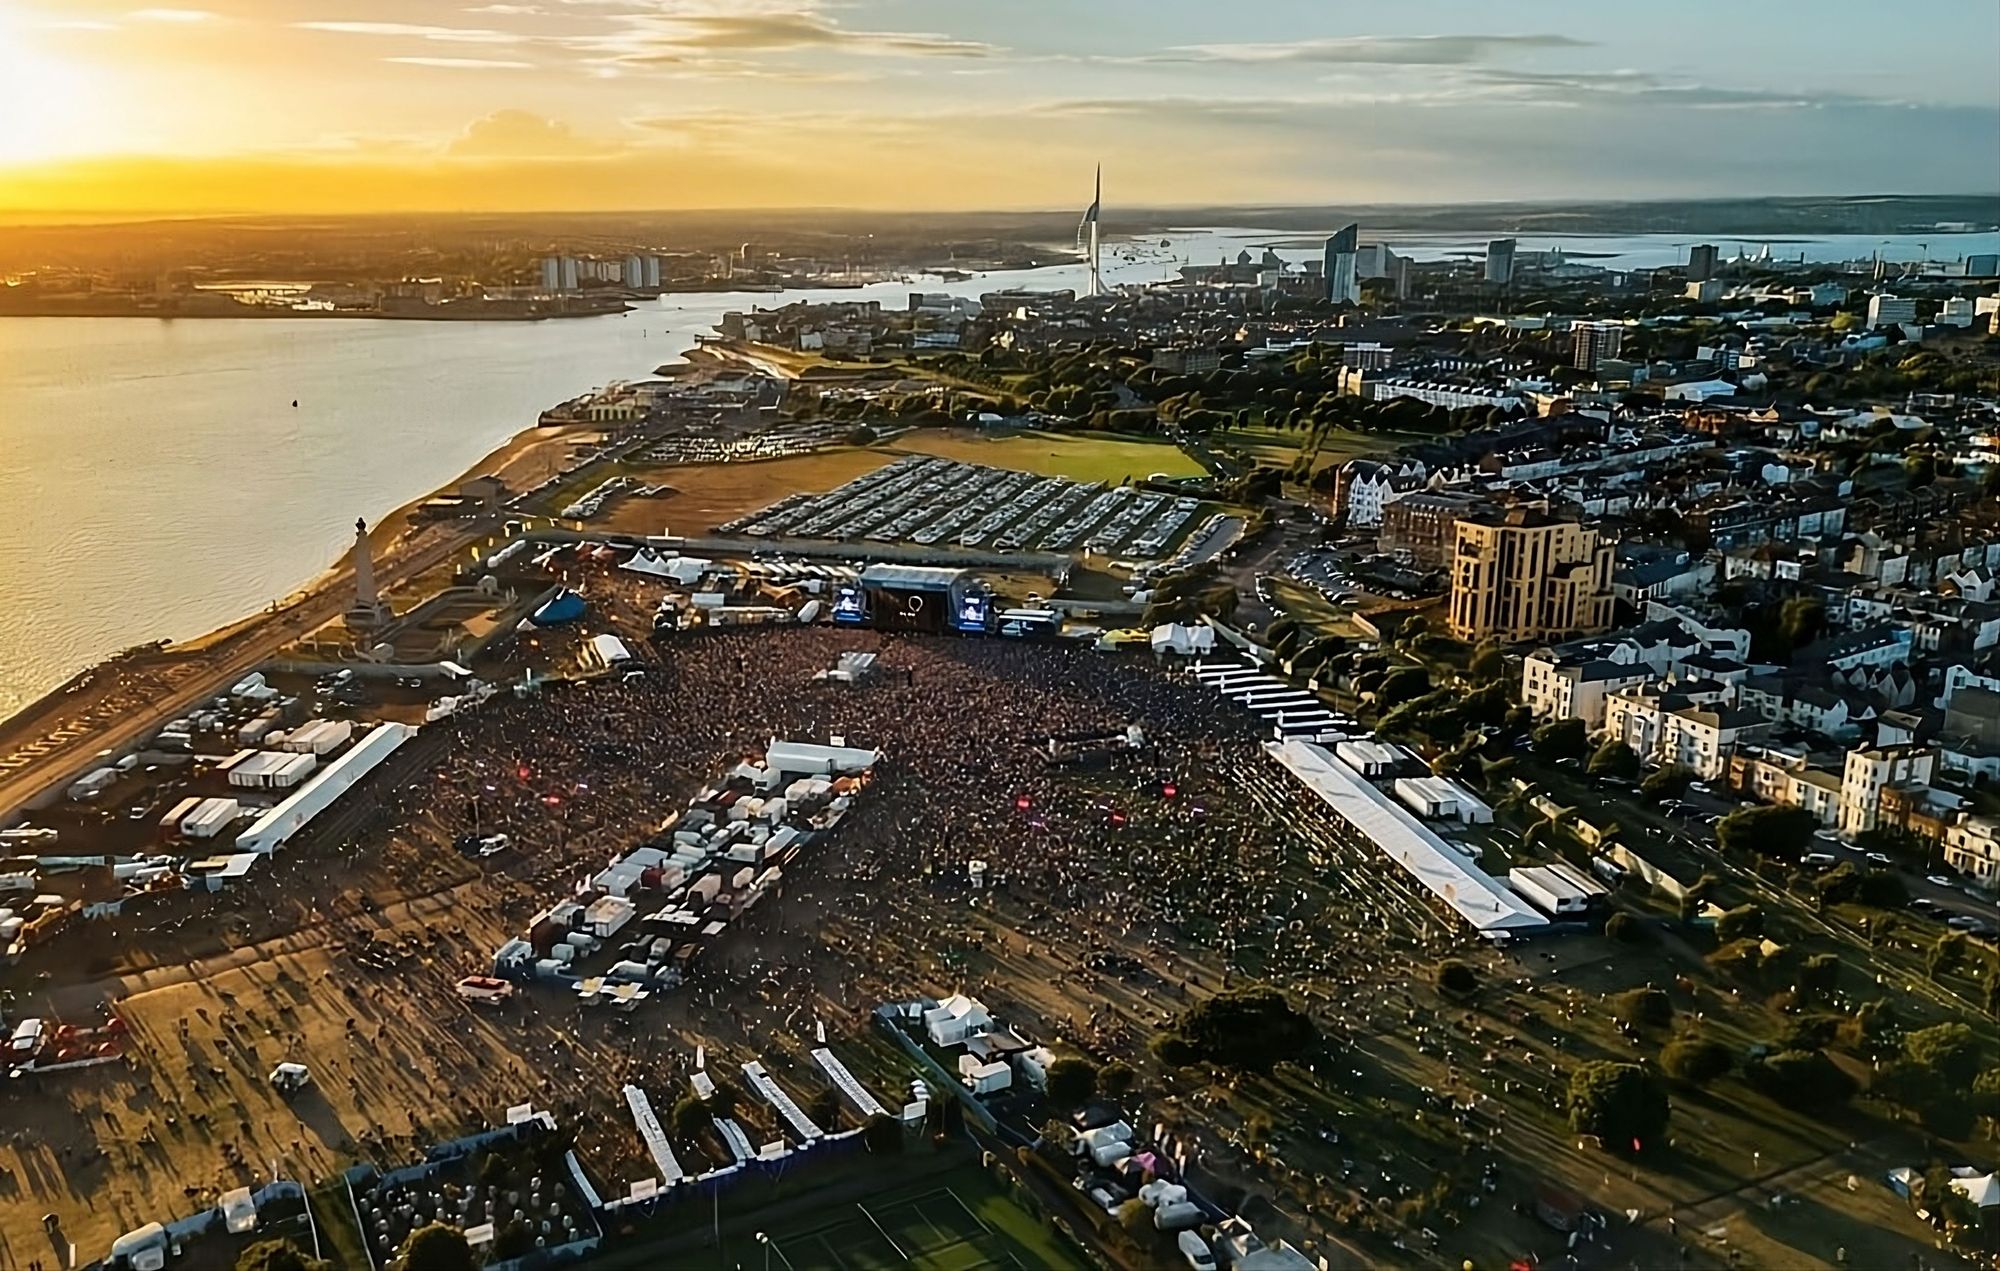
[1567,1062,1670,1152]
[1045,1056,1100,1107]
[1468,642,1508,681]
[862,1112,904,1154]
[1376,666,1431,710]
[1714,903,1765,943]
[1904,1022,1982,1088]
[1744,1050,1856,1111]
[1115,1197,1154,1234]
[1716,805,1818,860]
[394,1224,476,1271]
[1154,985,1318,1074]
[1611,987,1674,1030]
[1149,1031,1198,1067]
[1836,999,1901,1059]
[1928,931,1969,981]
[1604,912,1648,944]
[1588,740,1640,780]
[1661,1038,1733,1087]
[1434,960,1481,996]
[1099,1060,1136,1098]
[236,1241,330,1271]
[1532,718,1590,760]
[670,1094,711,1141]
[1639,765,1691,803]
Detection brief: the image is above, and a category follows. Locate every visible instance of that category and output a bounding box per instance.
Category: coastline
[0,416,593,812]
[0,300,632,321]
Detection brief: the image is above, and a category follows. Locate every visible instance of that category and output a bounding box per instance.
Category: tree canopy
[236,1241,330,1271]
[1660,1038,1732,1087]
[1044,1056,1100,1107]
[1567,1061,1670,1152]
[1153,985,1318,1074]
[1531,717,1590,760]
[394,1224,476,1271]
[1716,805,1819,860]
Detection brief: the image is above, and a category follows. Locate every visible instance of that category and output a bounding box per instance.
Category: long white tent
[235,723,417,854]
[1266,738,1547,934]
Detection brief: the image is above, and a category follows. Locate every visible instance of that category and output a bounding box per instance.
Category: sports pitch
[731,1170,1087,1271]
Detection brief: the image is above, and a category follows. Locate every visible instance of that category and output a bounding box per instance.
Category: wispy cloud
[1465,68,1904,111]
[386,56,536,69]
[130,7,218,21]
[579,8,997,68]
[1149,33,1590,66]
[296,21,523,45]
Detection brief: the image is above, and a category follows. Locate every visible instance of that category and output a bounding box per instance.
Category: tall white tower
[1077,166,1104,297]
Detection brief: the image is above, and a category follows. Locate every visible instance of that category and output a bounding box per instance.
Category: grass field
[705,1165,1086,1271]
[1208,421,1426,476]
[888,428,1206,484]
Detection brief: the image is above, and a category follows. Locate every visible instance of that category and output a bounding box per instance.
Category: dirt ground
[600,449,893,537]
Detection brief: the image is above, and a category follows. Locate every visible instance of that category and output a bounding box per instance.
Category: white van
[1176,1231,1217,1271]
[1802,852,1837,869]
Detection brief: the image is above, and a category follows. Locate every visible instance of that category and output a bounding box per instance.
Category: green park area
[889,428,1206,485]
[598,1159,1087,1271]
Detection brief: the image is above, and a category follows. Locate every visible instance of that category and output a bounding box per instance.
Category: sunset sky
[3,0,1996,215]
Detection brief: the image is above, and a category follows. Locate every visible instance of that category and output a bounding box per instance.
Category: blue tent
[531,589,587,626]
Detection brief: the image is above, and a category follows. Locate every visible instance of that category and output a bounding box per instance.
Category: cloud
[295,21,522,45]
[448,110,609,155]
[387,56,536,70]
[589,9,996,66]
[1151,33,1589,66]
[1465,69,1903,111]
[467,3,544,12]
[130,7,217,21]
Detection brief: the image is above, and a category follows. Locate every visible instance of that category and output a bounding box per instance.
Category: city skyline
[2,0,1997,216]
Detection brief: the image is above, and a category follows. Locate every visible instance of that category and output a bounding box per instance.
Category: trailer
[181,798,242,839]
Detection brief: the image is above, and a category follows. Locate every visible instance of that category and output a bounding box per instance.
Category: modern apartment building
[1447,507,1615,642]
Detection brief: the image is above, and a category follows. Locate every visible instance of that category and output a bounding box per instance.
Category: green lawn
[718,1164,1085,1271]
[602,1158,1089,1271]
[889,428,1205,484]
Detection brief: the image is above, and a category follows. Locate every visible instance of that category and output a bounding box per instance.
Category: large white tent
[1267,738,1547,934]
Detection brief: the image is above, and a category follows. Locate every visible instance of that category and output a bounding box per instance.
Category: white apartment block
[1837,744,1936,839]
[1944,818,2000,887]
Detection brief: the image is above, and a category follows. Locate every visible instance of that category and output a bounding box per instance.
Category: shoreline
[0,417,595,812]
[0,301,632,322]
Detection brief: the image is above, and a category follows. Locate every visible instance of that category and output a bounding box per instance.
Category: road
[0,516,488,820]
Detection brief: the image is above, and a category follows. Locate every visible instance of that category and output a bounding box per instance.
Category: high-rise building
[1324,223,1359,306]
[540,256,562,293]
[1448,507,1615,643]
[1572,321,1624,371]
[1484,238,1516,285]
[1687,243,1719,282]
[623,255,645,289]
[643,256,662,289]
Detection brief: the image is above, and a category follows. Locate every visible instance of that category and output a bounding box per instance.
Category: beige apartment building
[1448,508,1615,643]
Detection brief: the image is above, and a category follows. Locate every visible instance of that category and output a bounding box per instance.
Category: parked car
[1926,874,1954,887]
[1865,851,1895,867]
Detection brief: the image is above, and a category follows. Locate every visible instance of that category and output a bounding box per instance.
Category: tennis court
[770,1185,1025,1270]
